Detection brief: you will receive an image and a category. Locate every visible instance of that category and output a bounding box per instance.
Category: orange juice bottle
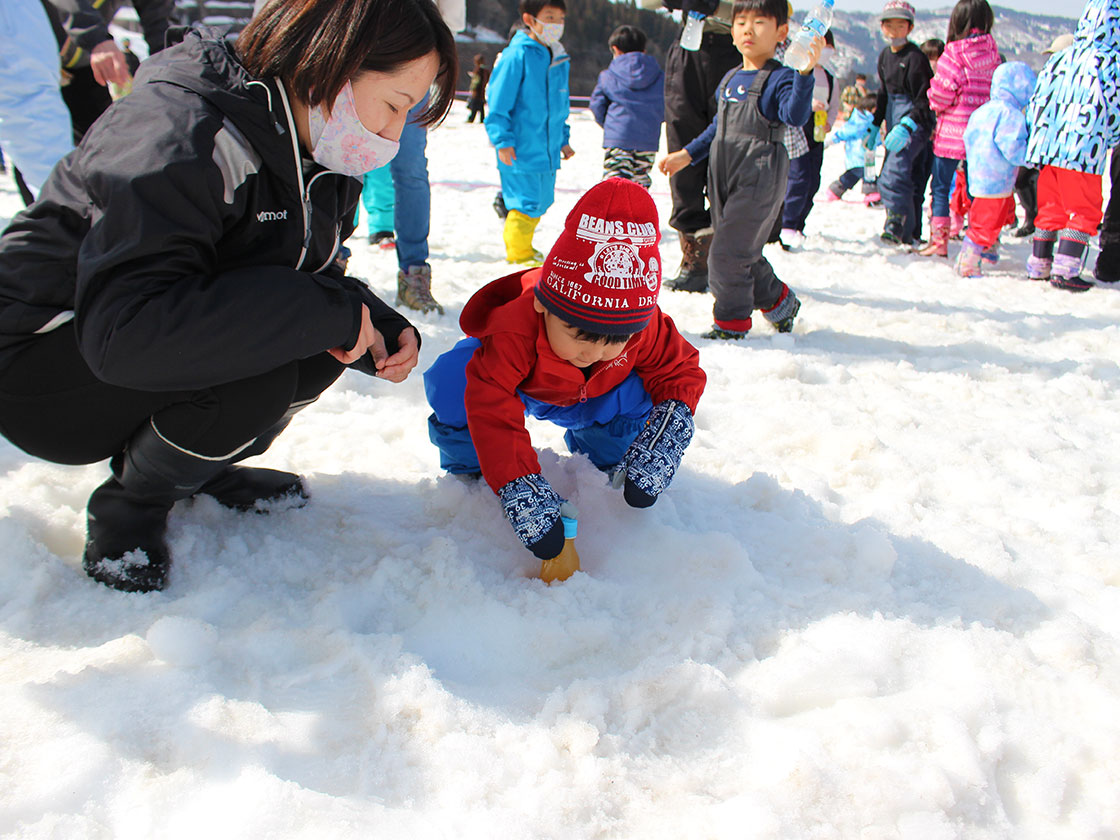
[540,513,580,584]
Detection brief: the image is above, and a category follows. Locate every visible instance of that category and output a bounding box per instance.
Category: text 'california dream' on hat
[535,178,662,336]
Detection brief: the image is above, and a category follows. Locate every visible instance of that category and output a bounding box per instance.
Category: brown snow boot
[663,228,713,292]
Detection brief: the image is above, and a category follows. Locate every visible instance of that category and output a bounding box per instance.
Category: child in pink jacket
[920,0,999,257]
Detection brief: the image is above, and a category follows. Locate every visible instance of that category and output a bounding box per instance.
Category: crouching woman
[0,0,457,592]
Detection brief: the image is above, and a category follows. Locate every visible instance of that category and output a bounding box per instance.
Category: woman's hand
[658,149,692,177]
[498,146,516,166]
[329,305,420,382]
[375,326,420,383]
[329,303,377,365]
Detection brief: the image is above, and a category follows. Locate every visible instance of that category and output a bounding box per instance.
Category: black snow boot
[1095,239,1120,285]
[663,228,713,292]
[194,414,308,512]
[83,423,233,593]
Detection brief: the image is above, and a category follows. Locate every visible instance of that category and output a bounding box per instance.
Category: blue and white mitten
[883,117,918,153]
[498,473,565,560]
[615,399,694,508]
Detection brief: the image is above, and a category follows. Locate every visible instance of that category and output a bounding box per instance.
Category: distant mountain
[819,5,1077,82]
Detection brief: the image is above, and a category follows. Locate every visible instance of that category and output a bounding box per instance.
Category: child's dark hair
[921,38,945,60]
[859,92,878,111]
[608,25,647,53]
[946,0,993,42]
[574,328,633,346]
[731,0,788,27]
[856,72,867,81]
[520,0,565,17]
[824,29,834,47]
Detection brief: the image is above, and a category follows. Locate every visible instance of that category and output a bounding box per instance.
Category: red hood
[460,269,541,339]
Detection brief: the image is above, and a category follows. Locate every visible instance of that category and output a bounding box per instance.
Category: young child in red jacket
[424,178,706,561]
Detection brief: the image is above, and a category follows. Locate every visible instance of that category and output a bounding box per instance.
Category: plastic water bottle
[540,504,580,584]
[784,0,835,72]
[680,10,705,51]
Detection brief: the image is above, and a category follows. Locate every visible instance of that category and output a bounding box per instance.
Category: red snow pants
[1035,165,1104,235]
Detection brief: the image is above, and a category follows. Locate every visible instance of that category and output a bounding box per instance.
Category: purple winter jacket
[927,31,1000,159]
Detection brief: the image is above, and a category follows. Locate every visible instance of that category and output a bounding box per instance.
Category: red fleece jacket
[461,269,707,492]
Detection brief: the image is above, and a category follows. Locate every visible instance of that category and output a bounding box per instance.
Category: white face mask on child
[308,81,400,176]
[883,33,908,48]
[532,17,564,45]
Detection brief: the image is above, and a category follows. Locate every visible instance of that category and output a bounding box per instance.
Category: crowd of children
[4,0,1107,584]
[439,0,1118,566]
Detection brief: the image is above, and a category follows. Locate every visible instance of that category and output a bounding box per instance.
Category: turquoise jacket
[485,30,571,174]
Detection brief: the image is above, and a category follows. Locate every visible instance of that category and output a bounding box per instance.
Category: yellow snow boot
[503,210,543,265]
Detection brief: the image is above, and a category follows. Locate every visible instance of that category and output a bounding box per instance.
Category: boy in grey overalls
[658,0,821,339]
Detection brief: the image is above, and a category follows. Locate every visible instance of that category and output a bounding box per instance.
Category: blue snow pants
[423,337,653,479]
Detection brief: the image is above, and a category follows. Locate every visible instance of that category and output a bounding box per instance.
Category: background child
[658,0,819,340]
[423,179,706,561]
[485,0,575,266]
[957,62,1036,277]
[921,0,999,258]
[839,73,869,121]
[589,25,665,189]
[466,54,488,123]
[1025,0,1120,291]
[824,93,880,203]
[869,0,935,246]
[780,28,840,248]
[921,38,945,75]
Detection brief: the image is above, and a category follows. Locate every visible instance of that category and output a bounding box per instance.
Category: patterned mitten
[616,400,694,508]
[498,474,565,560]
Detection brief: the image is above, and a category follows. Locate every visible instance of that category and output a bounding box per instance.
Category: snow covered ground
[2,103,1119,839]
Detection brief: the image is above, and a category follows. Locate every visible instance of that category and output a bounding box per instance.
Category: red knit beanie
[534,178,662,336]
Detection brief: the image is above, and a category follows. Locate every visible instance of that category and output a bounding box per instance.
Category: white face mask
[308,81,400,176]
[820,46,836,67]
[532,17,564,45]
[883,33,908,48]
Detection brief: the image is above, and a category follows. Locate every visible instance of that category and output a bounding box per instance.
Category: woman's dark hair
[520,0,566,17]
[238,0,458,128]
[731,0,789,27]
[946,0,993,42]
[609,25,647,54]
[473,53,485,69]
[824,28,834,47]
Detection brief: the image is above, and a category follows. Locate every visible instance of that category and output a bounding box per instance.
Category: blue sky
[835,0,1080,17]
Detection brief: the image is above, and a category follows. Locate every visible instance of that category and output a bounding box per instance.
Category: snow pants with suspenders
[706,61,791,327]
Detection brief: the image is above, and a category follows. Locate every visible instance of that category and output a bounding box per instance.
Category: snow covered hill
[1,105,1118,838]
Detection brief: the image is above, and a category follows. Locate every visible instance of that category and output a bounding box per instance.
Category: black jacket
[0,27,412,390]
[873,42,935,132]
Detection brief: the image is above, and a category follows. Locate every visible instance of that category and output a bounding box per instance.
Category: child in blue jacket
[824,93,880,204]
[956,61,1036,277]
[485,0,575,266]
[589,25,664,189]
